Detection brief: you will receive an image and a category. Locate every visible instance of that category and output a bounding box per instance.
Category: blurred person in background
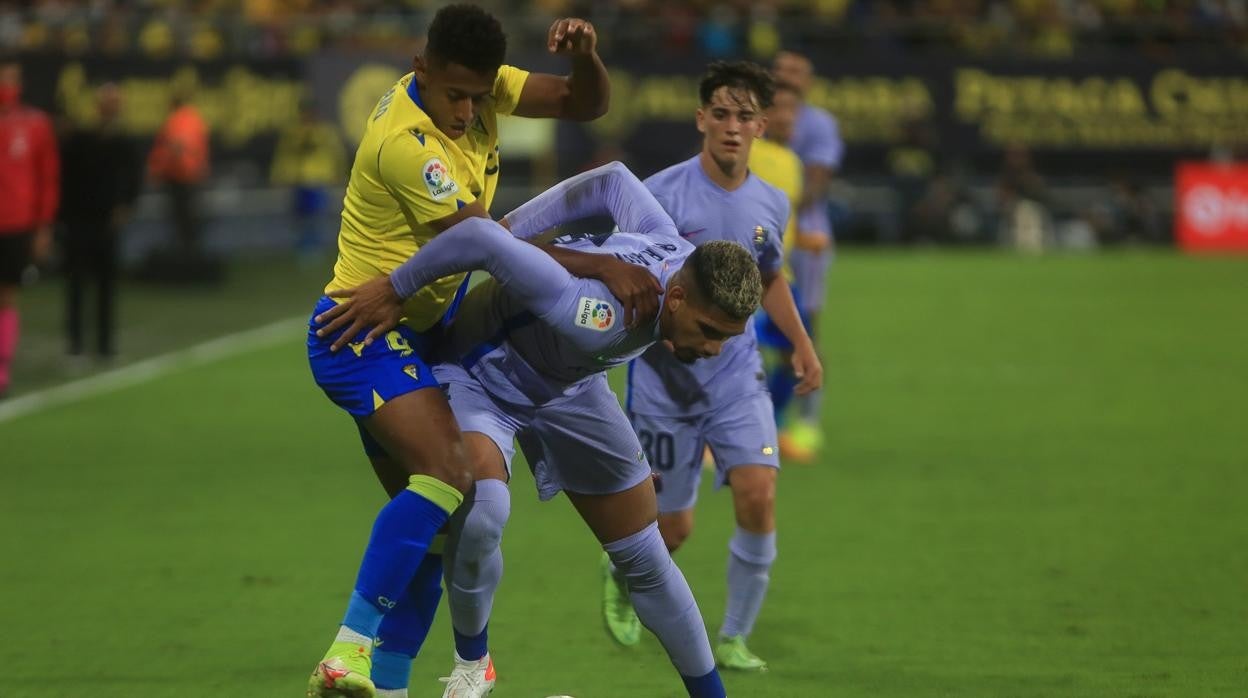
[147,90,209,259]
[0,60,59,398]
[604,61,820,674]
[995,141,1052,252]
[59,82,141,363]
[270,98,346,265]
[1088,175,1164,247]
[886,113,939,244]
[771,49,843,462]
[749,80,814,455]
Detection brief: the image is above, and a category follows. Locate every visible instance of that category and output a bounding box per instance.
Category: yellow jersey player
[748,80,821,460]
[303,6,656,698]
[748,81,803,258]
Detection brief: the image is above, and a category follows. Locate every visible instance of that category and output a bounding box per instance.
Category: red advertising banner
[1176,163,1248,253]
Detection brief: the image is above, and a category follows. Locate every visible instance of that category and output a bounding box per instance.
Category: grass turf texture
[2,251,1245,697]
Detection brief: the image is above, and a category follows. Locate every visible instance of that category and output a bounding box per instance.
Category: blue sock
[346,481,459,637]
[453,626,489,661]
[767,364,797,425]
[373,553,445,689]
[681,668,727,698]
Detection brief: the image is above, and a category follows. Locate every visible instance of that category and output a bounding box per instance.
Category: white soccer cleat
[439,652,496,698]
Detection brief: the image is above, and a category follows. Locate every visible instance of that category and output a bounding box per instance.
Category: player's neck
[698,150,748,192]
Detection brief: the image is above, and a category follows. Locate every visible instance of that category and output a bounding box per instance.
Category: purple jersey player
[317,161,763,698]
[771,49,843,460]
[604,62,823,673]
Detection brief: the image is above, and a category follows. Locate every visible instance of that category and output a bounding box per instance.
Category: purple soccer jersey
[627,155,788,418]
[791,103,844,238]
[387,162,695,406]
[441,228,692,407]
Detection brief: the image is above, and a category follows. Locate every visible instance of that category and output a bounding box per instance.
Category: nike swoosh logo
[679,228,706,238]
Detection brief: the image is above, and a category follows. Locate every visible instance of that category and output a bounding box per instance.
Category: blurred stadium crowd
[2,0,1246,58]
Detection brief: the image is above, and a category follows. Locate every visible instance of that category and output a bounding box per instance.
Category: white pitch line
[0,316,306,424]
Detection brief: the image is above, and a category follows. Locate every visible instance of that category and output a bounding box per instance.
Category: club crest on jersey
[753,225,768,248]
[403,364,421,381]
[575,297,615,332]
[422,157,459,200]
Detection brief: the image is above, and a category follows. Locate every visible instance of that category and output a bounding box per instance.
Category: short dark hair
[426,4,507,75]
[684,240,762,321]
[699,61,775,110]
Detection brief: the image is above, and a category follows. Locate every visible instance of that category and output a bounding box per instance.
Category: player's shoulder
[377,126,445,167]
[495,64,528,91]
[17,105,53,129]
[807,103,840,130]
[643,157,696,189]
[749,172,791,213]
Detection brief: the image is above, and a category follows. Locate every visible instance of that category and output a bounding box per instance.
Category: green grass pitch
[2,251,1245,697]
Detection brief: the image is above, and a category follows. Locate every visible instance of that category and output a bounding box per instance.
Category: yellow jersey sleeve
[781,151,804,256]
[749,139,804,256]
[376,130,477,230]
[492,65,531,117]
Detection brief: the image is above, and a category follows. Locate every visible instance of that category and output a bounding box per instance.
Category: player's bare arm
[512,18,609,121]
[759,269,822,394]
[315,200,494,350]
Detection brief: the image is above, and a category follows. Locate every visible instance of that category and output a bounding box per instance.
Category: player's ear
[412,55,428,85]
[667,283,686,312]
[695,107,706,135]
[758,114,768,138]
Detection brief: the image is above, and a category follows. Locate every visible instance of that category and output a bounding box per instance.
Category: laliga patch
[422,157,459,200]
[574,297,616,332]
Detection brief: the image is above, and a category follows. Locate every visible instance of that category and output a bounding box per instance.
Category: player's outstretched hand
[596,257,663,329]
[547,18,597,55]
[315,276,404,352]
[795,231,832,252]
[792,339,824,395]
[32,224,53,263]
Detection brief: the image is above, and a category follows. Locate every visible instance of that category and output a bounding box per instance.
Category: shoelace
[438,664,486,694]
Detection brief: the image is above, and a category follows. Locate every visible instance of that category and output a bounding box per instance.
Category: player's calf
[602,521,725,698]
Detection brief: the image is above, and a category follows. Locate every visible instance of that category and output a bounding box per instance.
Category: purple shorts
[629,391,780,514]
[435,364,652,501]
[788,247,832,314]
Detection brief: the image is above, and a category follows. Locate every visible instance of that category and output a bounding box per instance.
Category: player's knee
[608,527,670,594]
[461,480,511,552]
[740,485,775,516]
[733,475,776,531]
[658,516,693,552]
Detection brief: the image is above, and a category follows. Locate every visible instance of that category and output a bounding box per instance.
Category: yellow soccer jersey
[748,137,803,255]
[328,65,529,331]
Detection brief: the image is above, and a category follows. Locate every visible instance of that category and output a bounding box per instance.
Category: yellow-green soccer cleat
[789,420,824,453]
[600,552,641,646]
[780,420,823,464]
[308,640,376,697]
[715,635,768,672]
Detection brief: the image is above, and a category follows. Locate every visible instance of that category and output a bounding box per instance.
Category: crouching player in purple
[604,61,824,673]
[316,161,759,698]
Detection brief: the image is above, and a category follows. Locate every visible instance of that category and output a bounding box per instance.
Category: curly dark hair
[426,4,507,74]
[685,240,763,321]
[698,61,775,110]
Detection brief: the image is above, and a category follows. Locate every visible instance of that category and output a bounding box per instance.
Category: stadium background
[2,1,1246,696]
